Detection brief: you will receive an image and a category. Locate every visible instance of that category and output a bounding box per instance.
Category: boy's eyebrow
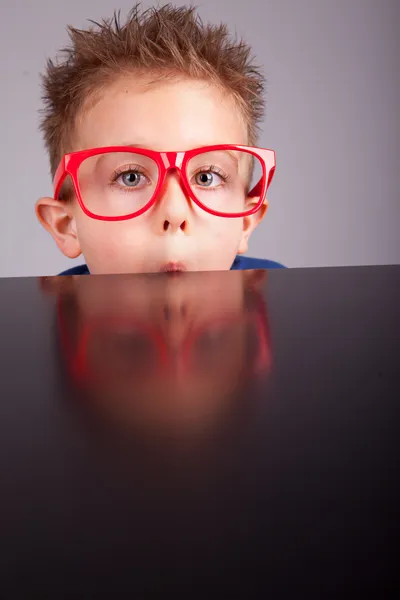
[116,144,251,176]
[119,142,148,149]
[110,144,251,173]
[115,143,243,161]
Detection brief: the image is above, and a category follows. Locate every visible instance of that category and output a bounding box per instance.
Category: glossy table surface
[0,266,399,597]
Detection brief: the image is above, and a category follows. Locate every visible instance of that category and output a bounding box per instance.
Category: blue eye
[194,170,225,188]
[196,171,213,186]
[120,171,142,187]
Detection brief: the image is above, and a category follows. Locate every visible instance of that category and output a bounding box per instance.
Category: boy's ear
[237,196,269,255]
[35,197,81,259]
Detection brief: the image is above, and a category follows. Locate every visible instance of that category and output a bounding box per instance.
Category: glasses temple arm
[248,166,276,198]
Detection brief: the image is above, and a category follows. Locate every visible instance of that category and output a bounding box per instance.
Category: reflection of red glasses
[57,293,272,386]
[53,144,276,220]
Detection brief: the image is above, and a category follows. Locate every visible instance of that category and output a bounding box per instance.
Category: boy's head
[36,4,275,274]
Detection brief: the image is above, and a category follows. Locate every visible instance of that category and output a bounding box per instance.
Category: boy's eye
[115,169,149,188]
[194,170,224,188]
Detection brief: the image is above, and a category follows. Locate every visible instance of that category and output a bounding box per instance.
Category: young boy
[36,4,284,275]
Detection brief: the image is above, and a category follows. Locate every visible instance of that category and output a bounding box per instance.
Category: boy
[36,4,284,275]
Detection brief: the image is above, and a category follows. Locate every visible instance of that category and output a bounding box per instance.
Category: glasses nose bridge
[158,152,189,207]
[161,151,185,173]
[160,152,187,196]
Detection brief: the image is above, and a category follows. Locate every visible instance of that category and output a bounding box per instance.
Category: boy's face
[37,77,267,274]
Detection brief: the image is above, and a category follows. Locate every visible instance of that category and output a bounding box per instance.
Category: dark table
[0,266,399,598]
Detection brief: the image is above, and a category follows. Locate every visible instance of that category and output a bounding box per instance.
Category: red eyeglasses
[54,145,276,221]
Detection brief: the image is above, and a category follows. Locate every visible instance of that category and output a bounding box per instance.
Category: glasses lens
[77,152,159,217]
[186,149,264,215]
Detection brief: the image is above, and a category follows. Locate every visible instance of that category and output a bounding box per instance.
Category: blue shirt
[59,255,285,276]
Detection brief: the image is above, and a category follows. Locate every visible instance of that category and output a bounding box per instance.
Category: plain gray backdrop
[0,0,398,277]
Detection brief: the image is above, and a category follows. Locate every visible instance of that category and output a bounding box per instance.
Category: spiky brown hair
[39,3,266,177]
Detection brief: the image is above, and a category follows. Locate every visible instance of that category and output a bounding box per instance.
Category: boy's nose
[157,172,191,233]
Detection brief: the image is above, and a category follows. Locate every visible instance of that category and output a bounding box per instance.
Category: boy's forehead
[74,76,248,152]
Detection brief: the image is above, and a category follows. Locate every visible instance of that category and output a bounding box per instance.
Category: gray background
[0,0,398,277]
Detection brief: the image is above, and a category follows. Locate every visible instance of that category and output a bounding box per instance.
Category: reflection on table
[42,269,272,439]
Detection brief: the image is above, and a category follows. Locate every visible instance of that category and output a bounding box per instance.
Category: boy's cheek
[74,219,142,272]
[73,214,245,273]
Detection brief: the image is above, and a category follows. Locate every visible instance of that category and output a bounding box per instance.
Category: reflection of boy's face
[37,77,267,274]
[56,271,270,435]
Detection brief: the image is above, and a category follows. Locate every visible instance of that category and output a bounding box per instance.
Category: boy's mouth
[159,261,187,273]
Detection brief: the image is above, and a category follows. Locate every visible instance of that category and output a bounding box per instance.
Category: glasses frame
[53,145,276,221]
